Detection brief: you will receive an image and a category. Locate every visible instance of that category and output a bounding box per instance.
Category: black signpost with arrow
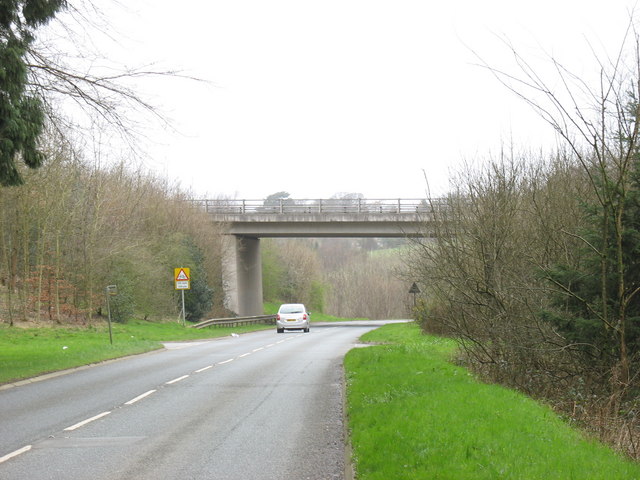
[409,282,421,308]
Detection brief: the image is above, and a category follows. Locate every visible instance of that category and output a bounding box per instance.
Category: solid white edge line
[195,365,213,373]
[64,411,111,431]
[166,375,189,385]
[125,389,157,405]
[266,343,275,348]
[217,359,234,365]
[238,353,251,358]
[0,445,32,464]
[252,347,264,352]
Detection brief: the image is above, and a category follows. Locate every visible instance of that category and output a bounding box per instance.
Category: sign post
[174,268,191,326]
[105,285,118,344]
[409,282,421,308]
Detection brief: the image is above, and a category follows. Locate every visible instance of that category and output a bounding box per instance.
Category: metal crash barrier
[190,315,277,329]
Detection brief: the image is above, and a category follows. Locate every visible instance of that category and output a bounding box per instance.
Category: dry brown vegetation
[263,236,411,319]
[0,130,227,326]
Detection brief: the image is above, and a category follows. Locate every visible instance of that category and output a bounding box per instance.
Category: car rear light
[276,314,280,321]
[303,314,307,320]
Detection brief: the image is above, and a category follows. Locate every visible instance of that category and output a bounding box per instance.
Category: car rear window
[280,305,304,314]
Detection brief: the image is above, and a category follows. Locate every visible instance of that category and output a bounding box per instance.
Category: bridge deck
[197,199,439,315]
[194,198,438,215]
[195,198,438,237]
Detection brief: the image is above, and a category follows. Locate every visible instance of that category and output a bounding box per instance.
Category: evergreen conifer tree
[542,99,640,383]
[182,240,214,322]
[0,0,66,186]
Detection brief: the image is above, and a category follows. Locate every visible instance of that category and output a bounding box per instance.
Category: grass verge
[344,322,640,479]
[0,319,272,385]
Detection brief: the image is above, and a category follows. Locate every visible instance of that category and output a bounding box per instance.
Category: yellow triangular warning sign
[176,268,189,281]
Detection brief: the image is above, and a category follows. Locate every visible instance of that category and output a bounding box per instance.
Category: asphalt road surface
[0,321,399,480]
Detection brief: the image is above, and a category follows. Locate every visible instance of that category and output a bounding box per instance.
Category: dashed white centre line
[64,411,111,431]
[0,336,294,465]
[125,389,157,405]
[0,445,32,464]
[195,365,213,373]
[166,375,189,385]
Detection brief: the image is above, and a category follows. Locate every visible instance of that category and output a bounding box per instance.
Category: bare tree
[474,25,640,395]
[14,1,203,179]
[404,20,640,456]
[36,3,199,139]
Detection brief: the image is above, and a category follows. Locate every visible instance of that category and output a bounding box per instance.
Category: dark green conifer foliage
[542,99,640,372]
[181,240,214,322]
[0,0,66,186]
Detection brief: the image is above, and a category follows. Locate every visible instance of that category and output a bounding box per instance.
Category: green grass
[344,322,640,479]
[1,303,353,385]
[0,319,272,385]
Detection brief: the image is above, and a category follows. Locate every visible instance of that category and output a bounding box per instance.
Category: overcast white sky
[52,1,639,199]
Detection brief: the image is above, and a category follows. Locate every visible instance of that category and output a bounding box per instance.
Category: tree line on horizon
[0,129,228,326]
[261,234,410,320]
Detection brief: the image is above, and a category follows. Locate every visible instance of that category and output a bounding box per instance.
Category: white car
[276,303,310,333]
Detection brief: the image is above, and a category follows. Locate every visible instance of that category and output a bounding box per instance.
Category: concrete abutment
[224,236,264,316]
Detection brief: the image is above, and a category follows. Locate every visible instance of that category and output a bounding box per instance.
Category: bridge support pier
[224,235,264,317]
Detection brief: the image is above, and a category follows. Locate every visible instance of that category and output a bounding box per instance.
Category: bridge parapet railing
[193,198,441,215]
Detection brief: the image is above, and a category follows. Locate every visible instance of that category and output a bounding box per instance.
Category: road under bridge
[196,198,438,316]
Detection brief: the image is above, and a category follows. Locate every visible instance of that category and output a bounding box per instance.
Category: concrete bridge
[195,198,438,316]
